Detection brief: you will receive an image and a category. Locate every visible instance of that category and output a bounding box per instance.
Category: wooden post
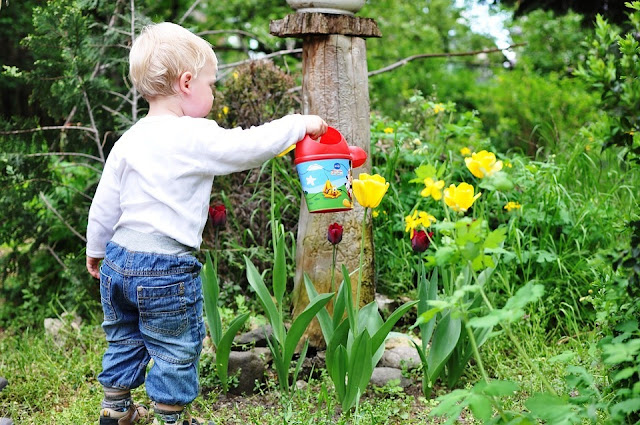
[271,13,381,348]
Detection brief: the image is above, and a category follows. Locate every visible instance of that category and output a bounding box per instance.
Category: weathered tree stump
[271,13,381,348]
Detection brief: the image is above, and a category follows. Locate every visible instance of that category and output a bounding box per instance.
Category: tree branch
[218,48,303,70]
[367,43,526,77]
[0,125,98,135]
[45,244,68,269]
[23,152,104,163]
[198,29,272,47]
[39,192,87,243]
[79,77,105,163]
[131,0,139,122]
[4,178,93,201]
[179,0,203,24]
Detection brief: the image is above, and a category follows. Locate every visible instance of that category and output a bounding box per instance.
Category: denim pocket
[100,272,117,321]
[138,282,188,336]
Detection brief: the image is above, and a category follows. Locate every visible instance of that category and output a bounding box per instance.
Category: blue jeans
[97,241,205,406]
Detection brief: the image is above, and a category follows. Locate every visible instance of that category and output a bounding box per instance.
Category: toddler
[86,22,327,425]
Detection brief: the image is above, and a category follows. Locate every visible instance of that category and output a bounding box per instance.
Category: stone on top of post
[286,0,365,15]
[270,13,381,38]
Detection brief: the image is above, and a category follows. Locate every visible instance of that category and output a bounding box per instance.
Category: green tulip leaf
[427,311,461,384]
[371,300,418,353]
[273,233,286,307]
[332,279,348,331]
[244,255,283,343]
[303,273,334,342]
[283,292,333,368]
[215,312,250,393]
[417,265,438,350]
[202,251,222,347]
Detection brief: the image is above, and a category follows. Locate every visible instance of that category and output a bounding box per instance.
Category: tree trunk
[291,33,375,348]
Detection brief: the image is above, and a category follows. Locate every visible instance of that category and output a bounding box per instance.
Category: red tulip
[411,230,433,253]
[327,222,343,245]
[208,205,227,229]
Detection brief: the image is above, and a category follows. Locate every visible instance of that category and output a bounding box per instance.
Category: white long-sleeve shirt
[86,114,306,258]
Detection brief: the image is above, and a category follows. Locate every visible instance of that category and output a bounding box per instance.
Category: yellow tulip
[420,177,445,200]
[444,182,481,213]
[465,150,503,178]
[353,173,389,209]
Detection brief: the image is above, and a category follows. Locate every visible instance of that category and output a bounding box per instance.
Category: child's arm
[195,114,327,175]
[86,156,122,274]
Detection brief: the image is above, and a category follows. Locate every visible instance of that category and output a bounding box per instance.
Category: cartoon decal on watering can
[294,127,367,213]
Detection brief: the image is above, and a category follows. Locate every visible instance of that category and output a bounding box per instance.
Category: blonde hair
[129,22,218,99]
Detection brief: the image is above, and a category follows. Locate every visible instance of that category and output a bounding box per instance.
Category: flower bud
[411,230,433,253]
[208,205,227,229]
[327,222,343,245]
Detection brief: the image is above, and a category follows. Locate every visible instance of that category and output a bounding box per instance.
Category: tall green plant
[201,251,250,394]
[305,268,416,412]
[245,227,333,394]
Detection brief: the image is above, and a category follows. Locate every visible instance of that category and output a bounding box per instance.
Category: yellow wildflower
[465,150,503,178]
[373,210,380,218]
[420,177,445,201]
[444,182,481,213]
[504,201,522,212]
[433,103,445,114]
[383,127,394,134]
[222,106,229,115]
[233,71,239,80]
[460,147,472,156]
[353,173,389,208]
[404,210,436,238]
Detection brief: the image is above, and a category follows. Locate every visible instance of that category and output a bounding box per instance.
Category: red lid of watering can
[294,126,367,168]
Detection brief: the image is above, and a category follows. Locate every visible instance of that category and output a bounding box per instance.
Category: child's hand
[86,256,102,279]
[303,115,328,139]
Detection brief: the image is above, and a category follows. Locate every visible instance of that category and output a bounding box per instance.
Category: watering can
[293,127,367,213]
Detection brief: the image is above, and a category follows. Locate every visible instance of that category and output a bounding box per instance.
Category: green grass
[0,319,611,424]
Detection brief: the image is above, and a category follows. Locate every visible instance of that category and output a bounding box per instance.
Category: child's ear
[178,71,193,94]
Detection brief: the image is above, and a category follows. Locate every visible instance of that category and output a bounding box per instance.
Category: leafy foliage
[575,2,640,163]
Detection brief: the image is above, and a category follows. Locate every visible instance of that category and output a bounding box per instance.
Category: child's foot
[99,404,148,425]
[152,411,214,425]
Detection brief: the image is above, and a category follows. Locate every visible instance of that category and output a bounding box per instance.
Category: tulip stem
[331,245,337,294]
[214,228,219,274]
[270,160,277,251]
[355,207,368,318]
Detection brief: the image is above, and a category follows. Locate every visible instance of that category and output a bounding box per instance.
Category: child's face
[182,61,217,118]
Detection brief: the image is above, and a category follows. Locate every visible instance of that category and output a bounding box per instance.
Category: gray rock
[0,418,13,425]
[370,367,412,388]
[375,293,395,315]
[378,346,421,370]
[233,325,272,347]
[44,312,82,347]
[251,347,272,364]
[0,377,7,392]
[227,350,267,395]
